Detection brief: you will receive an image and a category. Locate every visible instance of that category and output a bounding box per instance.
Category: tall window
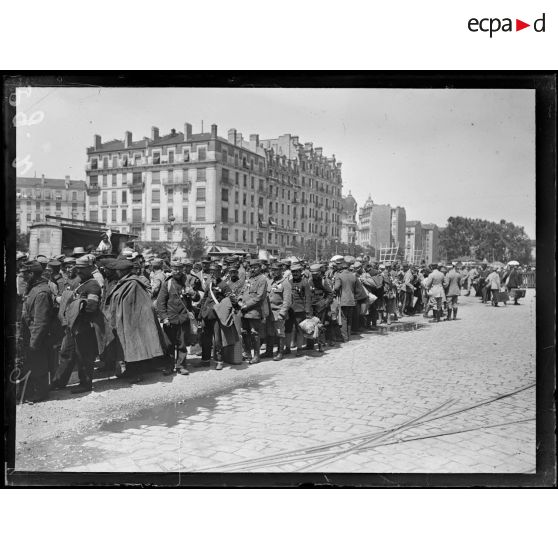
[196,188,206,201]
[243,174,247,187]
[222,169,229,184]
[183,149,189,161]
[196,206,205,221]
[103,157,108,169]
[121,172,127,185]
[234,209,239,223]
[153,152,160,165]
[221,208,228,222]
[152,171,160,184]
[167,169,174,184]
[221,228,229,241]
[182,206,188,221]
[132,208,142,223]
[132,190,142,203]
[168,151,174,164]
[111,191,117,204]
[122,208,127,221]
[133,172,142,185]
[152,228,160,240]
[198,147,206,161]
[152,208,160,221]
[222,188,229,202]
[112,156,118,168]
[152,189,160,203]
[168,206,173,219]
[90,210,98,221]
[111,209,116,222]
[235,172,239,185]
[102,191,107,205]
[91,159,98,170]
[197,168,206,182]
[121,190,127,204]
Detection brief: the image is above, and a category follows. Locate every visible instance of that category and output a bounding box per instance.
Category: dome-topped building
[340,190,358,245]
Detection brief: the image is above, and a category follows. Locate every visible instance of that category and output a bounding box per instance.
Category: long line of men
[16,247,524,403]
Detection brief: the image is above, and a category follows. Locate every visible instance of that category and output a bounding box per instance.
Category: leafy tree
[16,231,30,252]
[440,217,531,263]
[135,225,206,260]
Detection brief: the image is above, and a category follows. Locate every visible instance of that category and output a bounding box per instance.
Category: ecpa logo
[468,13,546,37]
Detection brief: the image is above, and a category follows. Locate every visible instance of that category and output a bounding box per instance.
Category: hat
[183,258,193,266]
[75,255,93,268]
[209,262,221,270]
[36,255,49,265]
[151,258,163,266]
[47,259,62,268]
[310,263,323,273]
[353,262,362,270]
[113,259,134,271]
[100,259,119,270]
[72,247,86,256]
[379,264,386,270]
[344,255,355,264]
[22,260,43,273]
[291,263,303,271]
[280,258,291,266]
[63,256,76,265]
[201,258,211,264]
[121,247,133,256]
[331,255,344,263]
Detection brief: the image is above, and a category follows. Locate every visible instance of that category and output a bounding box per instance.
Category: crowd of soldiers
[15,243,526,403]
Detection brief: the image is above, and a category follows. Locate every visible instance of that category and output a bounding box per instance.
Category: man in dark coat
[333,260,357,342]
[308,263,333,350]
[20,261,53,402]
[51,256,112,394]
[290,263,312,356]
[157,259,200,375]
[104,259,167,380]
[238,260,268,364]
[197,263,234,370]
[505,264,524,305]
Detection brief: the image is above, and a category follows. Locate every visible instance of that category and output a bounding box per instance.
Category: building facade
[421,223,440,264]
[16,175,87,233]
[340,193,357,246]
[390,206,406,250]
[404,220,423,263]
[84,125,343,256]
[356,196,396,251]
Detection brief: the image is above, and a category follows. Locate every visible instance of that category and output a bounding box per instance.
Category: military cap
[75,255,94,268]
[47,259,62,267]
[113,259,134,271]
[100,259,119,270]
[379,264,386,270]
[209,262,221,270]
[344,255,355,264]
[22,260,43,272]
[36,254,49,265]
[331,255,344,263]
[310,263,323,273]
[201,258,211,264]
[63,256,76,265]
[338,260,349,269]
[353,261,362,270]
[121,247,134,257]
[72,246,86,256]
[291,263,303,271]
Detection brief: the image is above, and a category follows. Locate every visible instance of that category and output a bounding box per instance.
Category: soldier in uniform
[51,256,105,394]
[238,260,268,364]
[20,260,53,403]
[157,259,200,375]
[290,263,312,356]
[309,263,334,351]
[334,259,357,341]
[263,262,292,361]
[423,262,446,322]
[443,263,462,320]
[197,262,233,370]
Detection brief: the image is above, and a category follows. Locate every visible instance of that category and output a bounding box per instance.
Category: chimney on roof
[94,134,102,150]
[228,128,237,146]
[184,122,192,140]
[41,174,45,186]
[65,175,70,189]
[237,132,243,146]
[304,142,313,151]
[210,124,217,139]
[315,147,323,157]
[151,126,159,141]
[292,136,299,145]
[171,128,176,136]
[125,131,132,148]
[249,134,260,151]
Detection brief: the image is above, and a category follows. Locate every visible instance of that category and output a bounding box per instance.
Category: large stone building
[357,196,405,253]
[404,220,423,263]
[340,192,357,246]
[421,223,440,264]
[16,175,87,233]
[84,125,343,256]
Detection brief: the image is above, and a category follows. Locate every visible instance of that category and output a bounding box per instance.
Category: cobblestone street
[18,291,536,473]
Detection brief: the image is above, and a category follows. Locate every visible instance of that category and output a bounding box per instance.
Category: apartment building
[340,192,357,245]
[16,175,87,233]
[85,125,343,256]
[421,223,440,264]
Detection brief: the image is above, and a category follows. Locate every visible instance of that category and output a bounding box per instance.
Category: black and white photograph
[4,76,554,483]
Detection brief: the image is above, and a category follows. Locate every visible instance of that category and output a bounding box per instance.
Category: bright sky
[16,87,536,238]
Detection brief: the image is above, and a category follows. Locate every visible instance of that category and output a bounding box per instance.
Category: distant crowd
[15,242,528,403]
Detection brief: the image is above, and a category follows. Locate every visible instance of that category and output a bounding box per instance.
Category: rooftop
[17,176,86,191]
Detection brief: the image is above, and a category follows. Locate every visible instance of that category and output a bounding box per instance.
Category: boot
[284,332,293,354]
[436,310,441,322]
[241,331,252,360]
[452,308,458,320]
[273,338,285,361]
[261,337,274,358]
[446,308,452,321]
[215,361,223,371]
[249,333,261,364]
